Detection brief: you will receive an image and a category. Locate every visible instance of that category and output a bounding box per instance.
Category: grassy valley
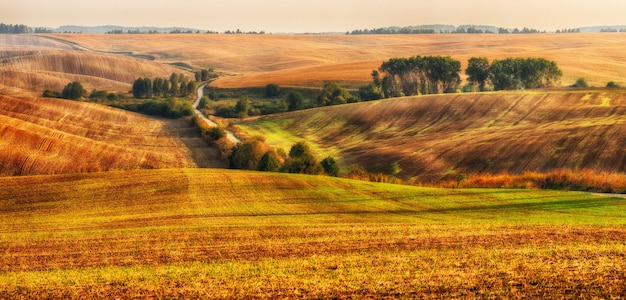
[0,169,624,298]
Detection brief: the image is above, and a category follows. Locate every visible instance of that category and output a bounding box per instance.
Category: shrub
[607,81,620,88]
[206,127,226,142]
[258,150,282,172]
[265,84,281,97]
[321,156,340,177]
[571,78,589,88]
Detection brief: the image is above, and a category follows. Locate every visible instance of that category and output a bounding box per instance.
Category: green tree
[265,84,281,97]
[465,57,491,91]
[61,81,86,100]
[235,96,250,118]
[286,91,304,111]
[571,78,589,88]
[320,156,340,177]
[206,127,226,142]
[258,150,282,172]
[228,140,265,170]
[284,141,322,174]
[317,82,357,106]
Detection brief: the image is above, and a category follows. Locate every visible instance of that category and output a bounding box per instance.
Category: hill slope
[239,89,626,182]
[54,33,626,88]
[0,35,189,94]
[0,94,197,176]
[0,168,624,298]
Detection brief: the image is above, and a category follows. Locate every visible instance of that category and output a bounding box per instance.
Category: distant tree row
[0,23,52,34]
[224,29,266,34]
[228,140,339,176]
[42,81,87,100]
[466,57,562,91]
[348,26,545,35]
[362,55,562,99]
[349,28,435,35]
[132,73,197,99]
[366,56,462,98]
[194,68,218,82]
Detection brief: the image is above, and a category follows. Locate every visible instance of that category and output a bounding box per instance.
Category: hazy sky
[2,0,625,32]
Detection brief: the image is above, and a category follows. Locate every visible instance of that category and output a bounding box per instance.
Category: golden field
[0,94,197,176]
[0,35,190,95]
[53,33,626,88]
[0,169,624,298]
[239,89,626,182]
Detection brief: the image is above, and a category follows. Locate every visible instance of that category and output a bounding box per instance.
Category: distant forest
[2,23,626,35]
[349,25,626,35]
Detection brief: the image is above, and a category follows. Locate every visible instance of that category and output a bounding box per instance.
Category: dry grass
[239,89,626,182]
[0,168,624,298]
[0,35,190,95]
[54,33,626,88]
[0,94,197,175]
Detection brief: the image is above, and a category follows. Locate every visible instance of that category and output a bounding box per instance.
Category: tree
[489,58,523,90]
[132,77,152,98]
[206,127,226,142]
[228,140,265,170]
[265,84,281,97]
[321,156,340,177]
[465,57,490,91]
[235,96,250,118]
[258,150,282,172]
[317,82,357,106]
[286,91,304,111]
[571,78,589,88]
[283,141,322,174]
[607,81,620,88]
[61,81,86,100]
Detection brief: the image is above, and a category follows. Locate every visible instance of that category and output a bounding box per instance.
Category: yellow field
[54,33,626,88]
[0,168,624,298]
[0,94,197,176]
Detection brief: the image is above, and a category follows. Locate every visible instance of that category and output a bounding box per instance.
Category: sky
[2,0,626,33]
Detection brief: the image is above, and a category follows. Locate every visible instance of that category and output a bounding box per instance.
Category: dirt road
[193,85,241,144]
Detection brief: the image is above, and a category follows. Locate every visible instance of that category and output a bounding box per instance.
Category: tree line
[0,23,52,34]
[227,140,339,176]
[360,55,562,99]
[132,73,197,99]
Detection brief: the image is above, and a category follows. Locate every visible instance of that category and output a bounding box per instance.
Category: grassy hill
[0,168,624,298]
[238,89,626,182]
[0,94,198,176]
[54,33,626,88]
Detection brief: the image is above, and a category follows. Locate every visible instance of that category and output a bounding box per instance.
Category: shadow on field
[164,118,227,168]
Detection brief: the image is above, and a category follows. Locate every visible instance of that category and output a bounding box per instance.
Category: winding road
[193,85,241,144]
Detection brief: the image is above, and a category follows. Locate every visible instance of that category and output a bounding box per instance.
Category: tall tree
[465,57,491,91]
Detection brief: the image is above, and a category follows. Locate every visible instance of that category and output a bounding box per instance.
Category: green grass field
[1,168,624,298]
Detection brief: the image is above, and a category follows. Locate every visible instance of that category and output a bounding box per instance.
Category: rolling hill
[0,168,624,298]
[239,89,626,182]
[0,94,197,176]
[0,35,190,95]
[53,33,626,88]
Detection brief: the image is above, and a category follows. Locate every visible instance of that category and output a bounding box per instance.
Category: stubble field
[54,33,626,88]
[0,169,625,298]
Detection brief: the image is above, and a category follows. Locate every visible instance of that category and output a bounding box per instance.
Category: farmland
[53,33,626,88]
[239,89,626,182]
[0,94,200,176]
[1,31,626,298]
[0,169,625,298]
